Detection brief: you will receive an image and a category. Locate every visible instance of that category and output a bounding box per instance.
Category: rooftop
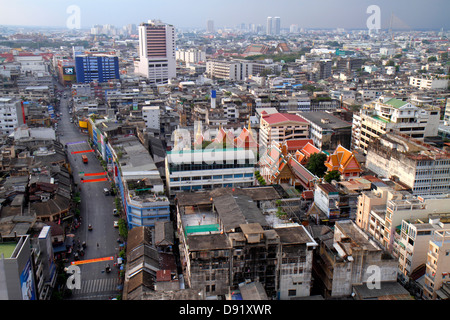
[383,98,408,109]
[262,112,308,125]
[298,112,352,129]
[0,242,17,259]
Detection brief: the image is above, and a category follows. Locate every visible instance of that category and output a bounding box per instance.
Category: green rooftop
[384,98,408,109]
[0,242,18,259]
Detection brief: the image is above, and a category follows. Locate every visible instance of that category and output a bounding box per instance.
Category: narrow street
[56,86,123,300]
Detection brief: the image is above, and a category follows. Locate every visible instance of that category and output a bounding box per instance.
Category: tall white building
[206,20,214,33]
[273,17,281,35]
[142,106,160,130]
[0,97,24,135]
[266,17,273,35]
[135,20,176,84]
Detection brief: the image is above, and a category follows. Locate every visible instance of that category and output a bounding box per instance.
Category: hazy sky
[0,0,448,30]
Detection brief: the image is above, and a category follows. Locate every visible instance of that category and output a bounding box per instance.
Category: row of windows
[415,178,450,184]
[416,169,450,176]
[169,162,254,173]
[171,173,253,182]
[171,182,252,191]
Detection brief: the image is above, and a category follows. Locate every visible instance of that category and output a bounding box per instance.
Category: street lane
[56,88,122,299]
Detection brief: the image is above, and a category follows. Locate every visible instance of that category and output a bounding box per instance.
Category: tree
[306,153,328,177]
[324,170,341,183]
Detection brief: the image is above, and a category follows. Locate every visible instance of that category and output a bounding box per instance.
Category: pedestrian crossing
[73,277,120,295]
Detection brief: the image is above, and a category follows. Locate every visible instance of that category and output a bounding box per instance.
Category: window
[288,290,297,297]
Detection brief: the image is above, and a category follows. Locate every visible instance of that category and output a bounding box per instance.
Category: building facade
[353,97,440,154]
[75,55,120,83]
[165,148,256,196]
[259,112,309,153]
[135,20,176,84]
[366,133,450,196]
[398,217,449,287]
[0,97,24,135]
[142,106,160,130]
[176,49,206,64]
[175,188,317,299]
[409,75,449,90]
[298,112,352,151]
[423,228,450,300]
[313,220,397,298]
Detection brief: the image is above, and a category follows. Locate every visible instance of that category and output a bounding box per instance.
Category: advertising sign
[20,259,36,300]
[63,67,75,75]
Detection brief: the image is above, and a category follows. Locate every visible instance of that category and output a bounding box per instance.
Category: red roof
[286,139,314,151]
[0,52,53,63]
[262,113,308,125]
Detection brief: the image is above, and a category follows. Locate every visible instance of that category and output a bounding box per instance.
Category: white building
[14,55,47,76]
[142,106,160,130]
[0,97,23,135]
[366,132,450,196]
[165,148,255,195]
[358,89,383,101]
[380,47,397,57]
[353,97,440,154]
[398,217,450,284]
[409,75,449,90]
[266,17,273,35]
[135,20,176,84]
[176,49,206,64]
[273,17,281,35]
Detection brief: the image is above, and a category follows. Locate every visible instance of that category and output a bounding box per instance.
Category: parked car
[113,221,119,228]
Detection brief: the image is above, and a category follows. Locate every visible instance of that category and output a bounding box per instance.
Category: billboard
[20,259,36,300]
[63,67,75,75]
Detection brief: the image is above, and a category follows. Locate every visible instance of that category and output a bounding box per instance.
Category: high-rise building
[206,20,214,33]
[75,54,120,83]
[266,17,273,35]
[134,20,176,84]
[273,17,281,35]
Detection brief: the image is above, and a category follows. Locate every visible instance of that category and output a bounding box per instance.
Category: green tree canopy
[306,153,328,177]
[324,170,341,183]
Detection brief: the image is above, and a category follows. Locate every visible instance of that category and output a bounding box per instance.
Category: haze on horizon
[0,0,449,31]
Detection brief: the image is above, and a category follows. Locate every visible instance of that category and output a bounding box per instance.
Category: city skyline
[0,0,449,31]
